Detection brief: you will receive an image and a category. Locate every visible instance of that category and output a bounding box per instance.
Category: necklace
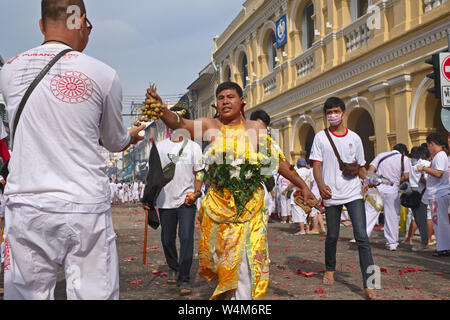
[42,40,73,48]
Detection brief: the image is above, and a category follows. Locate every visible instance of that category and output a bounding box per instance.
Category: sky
[0,0,244,107]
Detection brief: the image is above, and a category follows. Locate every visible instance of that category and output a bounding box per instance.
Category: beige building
[188,0,449,164]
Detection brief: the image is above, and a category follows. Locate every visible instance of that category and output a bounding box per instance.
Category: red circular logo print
[51,71,93,104]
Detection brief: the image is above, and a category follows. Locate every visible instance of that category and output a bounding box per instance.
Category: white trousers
[229,246,252,300]
[4,204,119,300]
[381,191,401,249]
[291,204,307,223]
[365,200,381,238]
[279,195,291,217]
[430,195,450,252]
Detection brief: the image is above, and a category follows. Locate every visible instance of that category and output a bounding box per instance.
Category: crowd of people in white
[108,178,144,205]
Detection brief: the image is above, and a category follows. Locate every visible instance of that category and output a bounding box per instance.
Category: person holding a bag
[152,107,205,296]
[406,146,431,251]
[365,144,410,251]
[370,145,410,247]
[417,133,450,257]
[310,97,378,300]
[0,0,145,300]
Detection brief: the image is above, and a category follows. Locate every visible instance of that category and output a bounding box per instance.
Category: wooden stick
[143,210,148,265]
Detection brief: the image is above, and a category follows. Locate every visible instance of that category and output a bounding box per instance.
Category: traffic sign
[440,53,450,107]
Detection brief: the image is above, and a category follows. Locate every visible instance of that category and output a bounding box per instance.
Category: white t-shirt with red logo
[0,44,131,207]
[309,128,365,207]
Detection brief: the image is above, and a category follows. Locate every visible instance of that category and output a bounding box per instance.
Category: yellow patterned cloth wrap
[198,121,284,300]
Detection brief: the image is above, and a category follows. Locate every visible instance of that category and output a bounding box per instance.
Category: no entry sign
[440,53,450,108]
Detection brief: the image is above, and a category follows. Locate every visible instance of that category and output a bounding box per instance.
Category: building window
[350,0,370,22]
[241,54,248,88]
[302,2,315,50]
[267,32,277,72]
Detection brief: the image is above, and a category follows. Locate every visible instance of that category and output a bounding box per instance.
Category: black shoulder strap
[11,48,73,144]
[171,138,189,163]
[324,129,344,167]
[375,152,397,173]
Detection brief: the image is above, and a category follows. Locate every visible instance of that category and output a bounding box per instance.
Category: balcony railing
[293,51,314,79]
[343,15,372,53]
[262,72,277,95]
[424,0,448,12]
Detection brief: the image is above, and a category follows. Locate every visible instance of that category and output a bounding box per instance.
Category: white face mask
[327,113,343,126]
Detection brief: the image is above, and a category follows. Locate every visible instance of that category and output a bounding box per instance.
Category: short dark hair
[216,82,243,98]
[426,133,446,146]
[323,97,346,113]
[170,106,191,120]
[393,143,408,155]
[250,110,271,126]
[41,0,86,26]
[409,146,426,160]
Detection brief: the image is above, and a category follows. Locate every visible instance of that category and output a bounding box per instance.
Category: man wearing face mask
[310,97,378,300]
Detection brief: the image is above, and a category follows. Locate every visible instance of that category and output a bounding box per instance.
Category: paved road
[1,203,449,300]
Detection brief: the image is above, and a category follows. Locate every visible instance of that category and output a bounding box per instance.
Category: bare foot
[322,271,334,285]
[364,288,381,300]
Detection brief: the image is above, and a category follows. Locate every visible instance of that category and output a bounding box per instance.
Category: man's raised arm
[146,88,209,140]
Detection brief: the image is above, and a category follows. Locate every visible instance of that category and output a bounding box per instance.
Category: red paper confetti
[299,260,308,263]
[398,266,426,275]
[315,288,326,294]
[380,268,391,274]
[147,263,153,267]
[148,246,158,250]
[346,265,357,269]
[295,269,317,278]
[319,238,325,241]
[129,279,142,284]
[284,248,291,252]
[123,257,136,262]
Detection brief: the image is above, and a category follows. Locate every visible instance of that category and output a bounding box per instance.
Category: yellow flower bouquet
[203,133,281,220]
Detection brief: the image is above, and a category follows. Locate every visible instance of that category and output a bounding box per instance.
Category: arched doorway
[348,108,375,165]
[427,98,447,139]
[299,124,315,160]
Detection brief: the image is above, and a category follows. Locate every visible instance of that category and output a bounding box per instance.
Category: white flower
[231,158,244,167]
[244,171,253,180]
[230,167,241,179]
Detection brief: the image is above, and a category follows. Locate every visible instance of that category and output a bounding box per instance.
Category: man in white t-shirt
[285,158,313,235]
[365,144,410,250]
[279,174,294,223]
[131,178,139,204]
[154,107,204,296]
[0,0,145,300]
[310,97,377,300]
[417,133,450,257]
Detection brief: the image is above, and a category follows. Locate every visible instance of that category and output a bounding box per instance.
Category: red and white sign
[440,53,450,107]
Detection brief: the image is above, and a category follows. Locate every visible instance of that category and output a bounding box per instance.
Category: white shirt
[156,138,204,209]
[424,151,449,200]
[132,182,139,193]
[290,167,312,204]
[409,159,430,194]
[0,44,130,207]
[370,150,410,193]
[309,128,365,207]
[309,167,320,199]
